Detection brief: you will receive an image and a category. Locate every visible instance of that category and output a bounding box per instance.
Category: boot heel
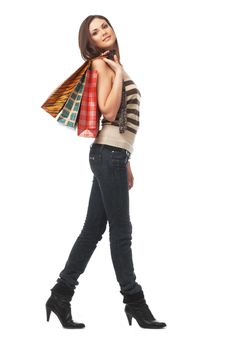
[125,311,132,326]
[46,306,52,322]
[45,293,85,328]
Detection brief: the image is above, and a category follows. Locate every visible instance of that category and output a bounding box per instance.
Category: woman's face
[89,18,116,51]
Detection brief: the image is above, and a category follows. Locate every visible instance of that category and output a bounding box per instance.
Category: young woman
[45,15,167,329]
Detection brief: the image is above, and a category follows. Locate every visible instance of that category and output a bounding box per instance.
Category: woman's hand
[101,51,123,76]
[127,161,134,190]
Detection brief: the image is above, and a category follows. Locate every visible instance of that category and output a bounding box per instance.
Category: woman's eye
[92,24,108,36]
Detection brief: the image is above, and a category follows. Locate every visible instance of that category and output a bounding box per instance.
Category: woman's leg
[89,144,143,296]
[55,174,108,290]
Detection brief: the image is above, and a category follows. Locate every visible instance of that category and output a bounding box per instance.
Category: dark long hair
[78,15,121,62]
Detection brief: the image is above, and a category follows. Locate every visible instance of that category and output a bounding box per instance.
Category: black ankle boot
[45,282,85,329]
[122,291,167,329]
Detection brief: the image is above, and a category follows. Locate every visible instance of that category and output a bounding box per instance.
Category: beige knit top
[93,76,141,154]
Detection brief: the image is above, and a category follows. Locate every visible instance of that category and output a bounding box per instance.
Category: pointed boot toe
[46,293,85,329]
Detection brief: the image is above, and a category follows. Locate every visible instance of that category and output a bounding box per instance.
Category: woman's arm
[92,55,123,121]
[127,161,134,190]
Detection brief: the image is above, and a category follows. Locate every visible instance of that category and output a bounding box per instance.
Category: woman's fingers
[100,50,110,56]
[113,54,118,61]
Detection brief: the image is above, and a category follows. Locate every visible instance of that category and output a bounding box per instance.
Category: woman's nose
[102,30,108,36]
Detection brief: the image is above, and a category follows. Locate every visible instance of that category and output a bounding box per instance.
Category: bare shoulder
[91,58,114,81]
[91,58,106,70]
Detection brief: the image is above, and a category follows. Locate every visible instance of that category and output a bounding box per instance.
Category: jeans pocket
[111,150,128,167]
[89,148,102,165]
[89,150,95,161]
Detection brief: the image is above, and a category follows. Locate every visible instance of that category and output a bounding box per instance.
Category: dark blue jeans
[56,143,142,296]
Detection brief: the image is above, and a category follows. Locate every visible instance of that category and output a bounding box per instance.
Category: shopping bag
[56,72,87,128]
[41,51,118,137]
[77,67,101,137]
[41,60,91,126]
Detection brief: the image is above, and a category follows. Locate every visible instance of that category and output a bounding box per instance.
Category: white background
[0,0,232,349]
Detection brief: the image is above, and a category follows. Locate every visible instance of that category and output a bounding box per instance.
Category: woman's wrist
[115,69,123,79]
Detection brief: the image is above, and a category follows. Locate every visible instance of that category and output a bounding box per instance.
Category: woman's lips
[103,36,111,41]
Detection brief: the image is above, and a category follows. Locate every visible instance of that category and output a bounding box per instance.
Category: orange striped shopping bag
[41,60,91,128]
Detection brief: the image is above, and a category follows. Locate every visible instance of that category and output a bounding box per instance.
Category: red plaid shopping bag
[77,68,101,137]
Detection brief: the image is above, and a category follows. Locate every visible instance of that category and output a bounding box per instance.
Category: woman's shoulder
[91,58,108,71]
[91,58,114,81]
